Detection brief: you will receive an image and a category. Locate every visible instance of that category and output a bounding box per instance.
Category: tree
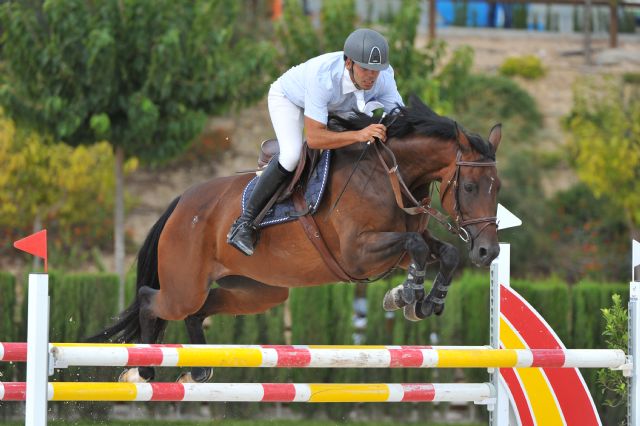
[387,0,446,103]
[0,0,277,308]
[275,0,356,69]
[0,112,127,267]
[565,76,640,241]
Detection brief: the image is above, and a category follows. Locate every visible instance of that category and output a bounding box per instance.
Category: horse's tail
[86,196,181,343]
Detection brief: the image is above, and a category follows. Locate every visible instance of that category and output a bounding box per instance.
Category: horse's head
[328,97,502,267]
[439,124,502,267]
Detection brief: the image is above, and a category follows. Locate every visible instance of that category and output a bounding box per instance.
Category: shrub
[546,184,628,283]
[447,73,542,144]
[623,72,640,85]
[597,294,629,423]
[499,55,546,80]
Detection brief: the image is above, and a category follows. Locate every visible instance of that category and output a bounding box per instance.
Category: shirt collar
[341,67,360,95]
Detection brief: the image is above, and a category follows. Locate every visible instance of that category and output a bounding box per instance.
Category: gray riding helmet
[343,28,389,71]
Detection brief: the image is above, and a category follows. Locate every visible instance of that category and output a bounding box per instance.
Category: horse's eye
[464,183,475,193]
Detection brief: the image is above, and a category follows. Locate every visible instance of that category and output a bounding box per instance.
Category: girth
[292,188,404,284]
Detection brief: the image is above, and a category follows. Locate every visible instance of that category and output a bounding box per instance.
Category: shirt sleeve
[303,74,333,124]
[376,66,404,112]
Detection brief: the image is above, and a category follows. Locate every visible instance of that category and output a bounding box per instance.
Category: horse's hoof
[383,285,406,311]
[191,367,214,383]
[403,302,425,322]
[434,303,446,316]
[118,368,149,383]
[176,372,196,383]
[420,300,435,318]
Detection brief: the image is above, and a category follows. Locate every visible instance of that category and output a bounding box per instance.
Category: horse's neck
[389,136,458,185]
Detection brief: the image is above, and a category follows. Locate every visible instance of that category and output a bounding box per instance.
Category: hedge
[0,269,630,421]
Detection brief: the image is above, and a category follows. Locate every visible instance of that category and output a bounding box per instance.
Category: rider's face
[347,60,380,90]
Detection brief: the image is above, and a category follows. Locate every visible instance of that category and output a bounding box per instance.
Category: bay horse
[89,96,502,383]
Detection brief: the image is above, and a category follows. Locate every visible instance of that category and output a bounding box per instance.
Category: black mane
[328,94,495,160]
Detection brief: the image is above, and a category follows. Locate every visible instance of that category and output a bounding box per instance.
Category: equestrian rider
[227,28,404,256]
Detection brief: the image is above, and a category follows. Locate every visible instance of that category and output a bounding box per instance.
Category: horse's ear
[488,123,502,151]
[455,123,471,150]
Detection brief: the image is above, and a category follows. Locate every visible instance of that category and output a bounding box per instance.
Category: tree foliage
[387,0,446,104]
[276,0,356,69]
[0,112,134,256]
[565,77,640,238]
[320,0,357,52]
[0,0,277,163]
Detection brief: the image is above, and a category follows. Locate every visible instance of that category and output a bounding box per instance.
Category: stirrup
[227,221,258,256]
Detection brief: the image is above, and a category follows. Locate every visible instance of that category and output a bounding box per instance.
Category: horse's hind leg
[178,312,214,383]
[419,236,460,317]
[178,276,290,383]
[119,286,168,382]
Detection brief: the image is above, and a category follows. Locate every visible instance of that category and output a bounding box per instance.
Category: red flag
[14,230,48,272]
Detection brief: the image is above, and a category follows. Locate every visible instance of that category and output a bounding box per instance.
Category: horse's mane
[328,94,495,160]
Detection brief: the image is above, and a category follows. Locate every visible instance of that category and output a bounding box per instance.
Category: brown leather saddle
[258,138,321,202]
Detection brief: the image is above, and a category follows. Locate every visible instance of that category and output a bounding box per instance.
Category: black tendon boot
[227,159,291,256]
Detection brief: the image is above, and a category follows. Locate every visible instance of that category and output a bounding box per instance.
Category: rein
[373,139,497,244]
[328,110,400,215]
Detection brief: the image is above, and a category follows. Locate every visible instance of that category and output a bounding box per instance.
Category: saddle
[258,138,321,202]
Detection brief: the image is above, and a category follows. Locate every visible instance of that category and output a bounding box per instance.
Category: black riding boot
[227,159,291,256]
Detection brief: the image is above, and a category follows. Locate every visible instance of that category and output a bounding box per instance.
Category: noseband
[374,141,497,246]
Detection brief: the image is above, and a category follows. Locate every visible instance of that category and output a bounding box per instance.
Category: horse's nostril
[479,247,488,258]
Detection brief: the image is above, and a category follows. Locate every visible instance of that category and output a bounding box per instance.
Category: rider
[227,28,404,256]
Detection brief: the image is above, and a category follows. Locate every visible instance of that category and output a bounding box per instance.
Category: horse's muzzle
[471,242,500,267]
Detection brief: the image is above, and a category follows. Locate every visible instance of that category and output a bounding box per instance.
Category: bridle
[438,150,498,245]
[374,134,497,246]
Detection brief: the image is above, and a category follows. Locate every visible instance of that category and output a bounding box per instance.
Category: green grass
[3,421,485,426]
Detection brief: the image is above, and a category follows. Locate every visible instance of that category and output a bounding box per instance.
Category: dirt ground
[123,28,640,257]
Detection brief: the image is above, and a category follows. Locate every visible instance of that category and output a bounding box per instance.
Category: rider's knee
[278,151,300,172]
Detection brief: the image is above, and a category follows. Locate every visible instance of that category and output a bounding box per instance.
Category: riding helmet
[343,28,389,71]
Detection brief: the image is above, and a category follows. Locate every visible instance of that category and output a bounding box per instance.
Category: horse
[89,96,502,383]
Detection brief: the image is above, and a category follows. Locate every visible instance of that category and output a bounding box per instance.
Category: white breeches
[268,80,305,172]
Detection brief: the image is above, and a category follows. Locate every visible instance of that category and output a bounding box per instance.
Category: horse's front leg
[347,231,431,320]
[381,233,459,321]
[419,234,460,318]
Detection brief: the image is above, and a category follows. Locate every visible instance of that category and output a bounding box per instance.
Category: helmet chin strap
[347,62,365,91]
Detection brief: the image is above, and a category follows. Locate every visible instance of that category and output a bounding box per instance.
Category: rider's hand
[358,124,387,144]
